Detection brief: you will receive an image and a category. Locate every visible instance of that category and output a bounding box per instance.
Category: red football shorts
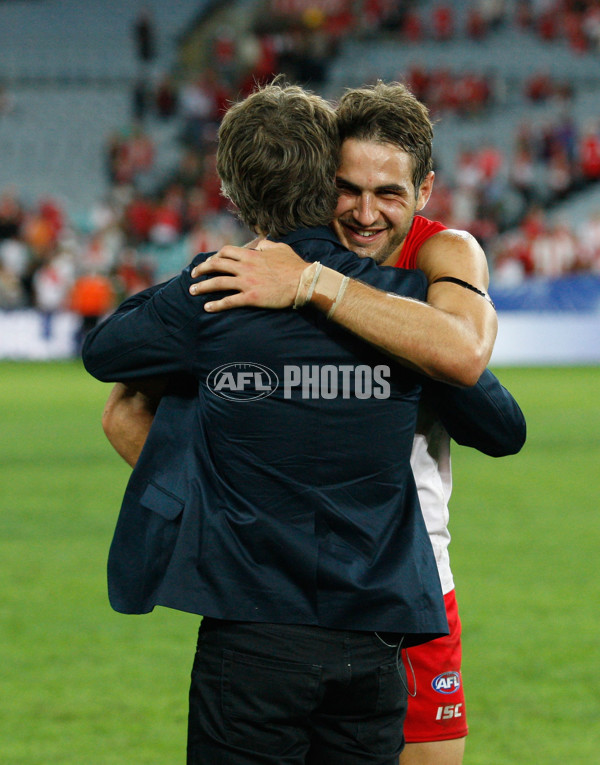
[402,589,468,743]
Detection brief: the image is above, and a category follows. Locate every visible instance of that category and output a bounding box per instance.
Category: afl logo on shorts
[432,671,461,694]
[207,362,278,401]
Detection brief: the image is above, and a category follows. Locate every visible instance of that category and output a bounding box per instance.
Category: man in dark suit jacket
[82,82,448,765]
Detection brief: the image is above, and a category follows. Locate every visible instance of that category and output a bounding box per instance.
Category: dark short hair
[336,81,433,193]
[217,81,340,237]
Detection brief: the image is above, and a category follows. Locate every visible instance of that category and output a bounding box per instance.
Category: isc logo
[207,363,278,401]
[431,671,461,694]
[436,703,463,721]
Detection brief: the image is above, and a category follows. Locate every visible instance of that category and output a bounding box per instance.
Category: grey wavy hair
[217,81,340,237]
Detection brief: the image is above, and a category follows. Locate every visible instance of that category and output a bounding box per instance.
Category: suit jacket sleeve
[82,261,207,382]
[421,369,526,457]
[111,282,166,313]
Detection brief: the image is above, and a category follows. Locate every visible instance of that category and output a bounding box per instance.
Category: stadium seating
[0,0,206,81]
[0,0,208,214]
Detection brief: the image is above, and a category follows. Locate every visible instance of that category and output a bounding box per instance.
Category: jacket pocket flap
[140,482,184,520]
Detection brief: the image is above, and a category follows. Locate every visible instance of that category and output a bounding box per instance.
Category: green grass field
[1,362,599,764]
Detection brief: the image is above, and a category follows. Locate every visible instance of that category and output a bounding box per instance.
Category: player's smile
[339,220,388,244]
[335,218,393,259]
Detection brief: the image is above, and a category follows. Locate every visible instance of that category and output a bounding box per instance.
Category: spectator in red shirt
[432,2,454,40]
[579,122,600,183]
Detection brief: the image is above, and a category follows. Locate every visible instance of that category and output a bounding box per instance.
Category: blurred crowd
[425,110,600,249]
[492,205,600,283]
[1,0,600,321]
[359,0,600,53]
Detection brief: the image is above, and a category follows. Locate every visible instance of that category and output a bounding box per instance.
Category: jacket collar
[271,225,341,247]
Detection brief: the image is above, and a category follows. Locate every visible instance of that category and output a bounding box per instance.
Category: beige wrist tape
[326,273,350,319]
[293,261,322,309]
[293,261,350,318]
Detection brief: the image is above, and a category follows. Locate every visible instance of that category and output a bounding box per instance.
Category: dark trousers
[187,618,408,765]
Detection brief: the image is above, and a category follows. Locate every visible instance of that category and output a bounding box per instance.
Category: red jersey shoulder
[395,216,447,269]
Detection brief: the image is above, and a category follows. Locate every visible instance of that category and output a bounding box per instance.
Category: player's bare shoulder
[416,226,490,289]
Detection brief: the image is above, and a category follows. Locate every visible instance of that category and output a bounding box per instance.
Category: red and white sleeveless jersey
[394,214,446,269]
[397,215,455,594]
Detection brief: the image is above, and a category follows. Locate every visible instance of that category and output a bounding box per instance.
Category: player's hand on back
[189,240,306,312]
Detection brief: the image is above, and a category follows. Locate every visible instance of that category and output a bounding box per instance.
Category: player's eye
[335,180,358,195]
[379,189,404,200]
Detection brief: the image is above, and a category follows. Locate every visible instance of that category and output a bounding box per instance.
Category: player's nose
[352,193,379,227]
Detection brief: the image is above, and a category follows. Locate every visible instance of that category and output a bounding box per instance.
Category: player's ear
[416,171,435,212]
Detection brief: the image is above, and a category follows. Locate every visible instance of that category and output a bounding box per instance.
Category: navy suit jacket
[84,226,454,643]
[420,372,526,458]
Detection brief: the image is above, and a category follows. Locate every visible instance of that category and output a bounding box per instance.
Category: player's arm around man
[102,378,167,467]
[189,226,497,386]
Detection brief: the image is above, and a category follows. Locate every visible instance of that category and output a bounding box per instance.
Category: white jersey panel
[411,402,454,594]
